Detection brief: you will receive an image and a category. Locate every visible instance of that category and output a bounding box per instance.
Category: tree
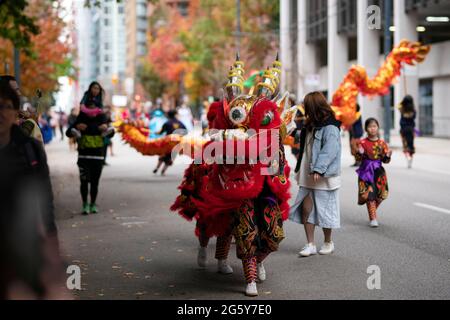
[137,62,167,101]
[0,0,39,52]
[0,0,73,102]
[139,0,279,104]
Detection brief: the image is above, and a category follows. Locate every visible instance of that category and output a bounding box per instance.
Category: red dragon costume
[171,54,297,296]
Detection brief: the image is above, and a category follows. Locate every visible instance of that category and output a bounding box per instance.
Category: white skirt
[289,187,341,229]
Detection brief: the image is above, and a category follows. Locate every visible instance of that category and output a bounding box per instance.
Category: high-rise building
[281,0,450,137]
[74,0,126,102]
[73,0,99,100]
[125,0,149,98]
[96,0,127,97]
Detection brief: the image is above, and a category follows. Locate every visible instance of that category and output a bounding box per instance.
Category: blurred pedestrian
[39,111,54,145]
[102,106,114,165]
[355,118,392,228]
[290,92,342,258]
[349,104,364,167]
[57,109,67,141]
[148,109,167,139]
[80,81,105,109]
[399,95,416,169]
[66,101,114,215]
[0,75,21,97]
[67,107,79,151]
[153,110,186,176]
[290,107,305,158]
[0,75,44,144]
[177,101,193,133]
[0,81,66,299]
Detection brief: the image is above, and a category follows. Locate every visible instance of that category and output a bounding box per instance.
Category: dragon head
[204,54,295,199]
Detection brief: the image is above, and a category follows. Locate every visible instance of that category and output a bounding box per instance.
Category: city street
[2,0,450,305]
[48,133,450,300]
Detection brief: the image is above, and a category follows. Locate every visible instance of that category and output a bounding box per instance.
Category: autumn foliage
[141,0,279,103]
[0,0,72,99]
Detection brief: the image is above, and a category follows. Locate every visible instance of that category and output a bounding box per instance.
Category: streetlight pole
[236,0,241,53]
[383,0,392,143]
[14,47,21,87]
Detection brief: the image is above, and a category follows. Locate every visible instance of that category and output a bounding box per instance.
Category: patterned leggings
[198,223,232,260]
[366,200,381,221]
[234,195,284,283]
[242,252,270,283]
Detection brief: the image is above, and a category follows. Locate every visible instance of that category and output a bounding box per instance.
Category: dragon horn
[256,53,282,99]
[225,53,245,101]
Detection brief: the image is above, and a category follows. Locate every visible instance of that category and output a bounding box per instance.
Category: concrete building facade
[125,0,149,98]
[280,0,450,138]
[74,0,127,101]
[73,0,99,101]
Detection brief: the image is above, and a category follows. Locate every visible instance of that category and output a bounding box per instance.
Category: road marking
[121,222,148,226]
[414,203,450,216]
[415,168,450,176]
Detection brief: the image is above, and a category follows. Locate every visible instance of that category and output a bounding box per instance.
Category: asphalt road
[47,133,450,300]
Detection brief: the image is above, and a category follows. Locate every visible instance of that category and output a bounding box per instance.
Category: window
[104,19,109,26]
[405,0,436,12]
[419,79,434,136]
[118,6,124,14]
[104,55,110,62]
[348,37,357,61]
[307,0,328,43]
[317,40,328,67]
[104,66,110,74]
[337,0,357,36]
[104,42,110,50]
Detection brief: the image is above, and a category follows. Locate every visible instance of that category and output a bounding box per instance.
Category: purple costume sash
[356,159,382,183]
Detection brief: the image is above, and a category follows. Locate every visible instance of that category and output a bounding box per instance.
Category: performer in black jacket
[0,81,64,299]
[66,101,114,215]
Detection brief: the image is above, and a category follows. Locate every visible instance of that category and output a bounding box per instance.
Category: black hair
[0,75,17,84]
[86,81,105,100]
[364,117,380,131]
[400,95,415,113]
[0,80,20,110]
[356,103,361,112]
[167,110,177,119]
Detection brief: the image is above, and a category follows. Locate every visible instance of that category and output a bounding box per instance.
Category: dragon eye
[261,111,274,126]
[229,106,247,125]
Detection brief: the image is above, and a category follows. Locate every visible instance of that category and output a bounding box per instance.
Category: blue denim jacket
[295,122,342,178]
[309,125,342,177]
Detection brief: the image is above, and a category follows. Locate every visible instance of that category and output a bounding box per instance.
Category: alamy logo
[367,265,381,290]
[367,5,381,30]
[66,265,81,290]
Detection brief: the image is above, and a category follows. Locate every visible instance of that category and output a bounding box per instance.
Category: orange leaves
[149,31,187,83]
[0,0,71,98]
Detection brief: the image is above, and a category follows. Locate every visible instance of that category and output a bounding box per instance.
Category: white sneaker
[319,242,335,255]
[298,243,317,257]
[245,281,258,297]
[407,158,413,169]
[217,259,233,274]
[197,247,207,268]
[370,220,379,228]
[257,263,266,282]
